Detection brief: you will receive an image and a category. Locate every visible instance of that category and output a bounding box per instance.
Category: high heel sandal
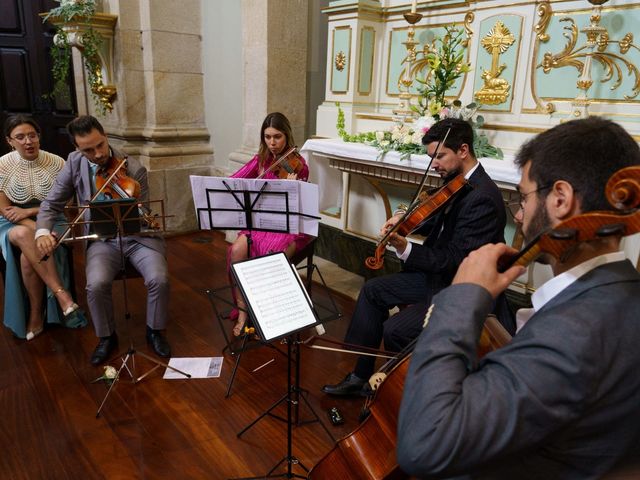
[53,287,80,317]
[26,327,44,341]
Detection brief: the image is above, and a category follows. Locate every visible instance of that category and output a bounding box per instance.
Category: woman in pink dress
[228,112,311,336]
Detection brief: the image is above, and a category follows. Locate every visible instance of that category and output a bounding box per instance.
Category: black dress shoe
[322,372,366,396]
[90,333,118,366]
[146,327,171,358]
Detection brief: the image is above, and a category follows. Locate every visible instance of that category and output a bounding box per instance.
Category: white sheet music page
[190,175,319,235]
[231,252,317,341]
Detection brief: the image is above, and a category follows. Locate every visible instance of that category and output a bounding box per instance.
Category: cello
[308,165,640,479]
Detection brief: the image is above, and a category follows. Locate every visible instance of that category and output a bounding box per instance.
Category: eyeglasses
[10,132,40,143]
[507,184,552,218]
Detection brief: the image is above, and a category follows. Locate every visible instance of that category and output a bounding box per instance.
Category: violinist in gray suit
[35,115,170,366]
[398,117,640,479]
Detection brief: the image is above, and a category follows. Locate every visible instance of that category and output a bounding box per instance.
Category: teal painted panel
[535,7,640,102]
[473,15,523,112]
[358,28,375,95]
[387,25,466,97]
[332,27,352,93]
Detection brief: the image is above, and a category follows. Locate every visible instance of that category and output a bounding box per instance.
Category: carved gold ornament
[462,12,474,48]
[539,4,640,113]
[335,51,346,71]
[535,1,552,43]
[475,21,515,105]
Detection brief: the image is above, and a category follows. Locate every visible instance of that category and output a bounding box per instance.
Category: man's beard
[524,201,553,264]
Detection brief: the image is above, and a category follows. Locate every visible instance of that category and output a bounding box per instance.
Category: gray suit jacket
[37,148,164,255]
[397,260,640,479]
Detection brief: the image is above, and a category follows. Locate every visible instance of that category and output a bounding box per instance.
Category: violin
[95,156,160,230]
[365,174,468,270]
[96,156,141,200]
[310,166,640,480]
[256,146,306,180]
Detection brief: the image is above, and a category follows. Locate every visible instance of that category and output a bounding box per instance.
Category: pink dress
[229,152,312,259]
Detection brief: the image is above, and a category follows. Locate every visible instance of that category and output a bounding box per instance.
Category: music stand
[229,252,325,480]
[80,198,191,417]
[191,177,319,397]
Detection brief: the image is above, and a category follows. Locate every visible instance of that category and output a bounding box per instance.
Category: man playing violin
[35,115,171,366]
[323,118,510,396]
[398,117,640,478]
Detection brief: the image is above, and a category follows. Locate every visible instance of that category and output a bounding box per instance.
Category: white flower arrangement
[335,24,503,160]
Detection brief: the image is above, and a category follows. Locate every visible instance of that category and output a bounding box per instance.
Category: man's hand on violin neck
[452,243,525,299]
[380,214,402,236]
[388,233,407,254]
[35,234,56,257]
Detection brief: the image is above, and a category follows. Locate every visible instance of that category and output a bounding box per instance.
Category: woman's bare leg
[20,253,45,333]
[8,225,76,312]
[229,235,249,336]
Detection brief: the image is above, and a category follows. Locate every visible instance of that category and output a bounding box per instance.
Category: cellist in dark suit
[398,117,640,479]
[323,118,510,396]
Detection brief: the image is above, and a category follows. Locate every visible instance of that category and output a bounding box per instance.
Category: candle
[411,0,417,13]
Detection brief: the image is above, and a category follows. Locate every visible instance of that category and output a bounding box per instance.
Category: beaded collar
[0,150,64,204]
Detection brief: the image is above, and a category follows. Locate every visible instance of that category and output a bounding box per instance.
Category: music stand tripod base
[95,346,191,418]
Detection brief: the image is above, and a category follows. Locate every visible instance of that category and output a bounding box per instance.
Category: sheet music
[232,253,318,341]
[189,175,319,235]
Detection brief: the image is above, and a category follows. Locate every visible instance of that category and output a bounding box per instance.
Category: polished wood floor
[0,231,368,479]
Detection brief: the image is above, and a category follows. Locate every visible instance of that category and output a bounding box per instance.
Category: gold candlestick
[393,12,423,117]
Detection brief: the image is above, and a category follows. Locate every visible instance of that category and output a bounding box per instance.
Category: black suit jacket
[405,163,506,290]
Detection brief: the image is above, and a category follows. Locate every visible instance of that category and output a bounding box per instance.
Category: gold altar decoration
[538,0,640,118]
[393,12,423,117]
[335,51,346,72]
[474,21,515,105]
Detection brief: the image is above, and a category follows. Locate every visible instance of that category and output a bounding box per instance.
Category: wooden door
[0,0,77,158]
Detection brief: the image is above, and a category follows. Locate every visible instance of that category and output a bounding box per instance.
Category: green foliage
[43,0,106,115]
[412,26,471,119]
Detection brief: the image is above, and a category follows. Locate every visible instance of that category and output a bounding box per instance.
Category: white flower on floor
[92,365,118,385]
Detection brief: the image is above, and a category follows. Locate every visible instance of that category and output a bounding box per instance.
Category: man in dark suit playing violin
[397,117,640,479]
[35,115,171,366]
[323,118,509,396]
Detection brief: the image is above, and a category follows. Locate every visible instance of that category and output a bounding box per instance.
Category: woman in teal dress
[1,115,86,340]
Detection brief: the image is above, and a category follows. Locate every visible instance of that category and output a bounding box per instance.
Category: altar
[300,138,640,294]
[301,137,520,242]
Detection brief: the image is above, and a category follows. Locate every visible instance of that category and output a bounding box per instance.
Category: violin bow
[375,128,452,248]
[304,335,396,359]
[409,126,451,208]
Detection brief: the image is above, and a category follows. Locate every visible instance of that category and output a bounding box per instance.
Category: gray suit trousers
[86,237,169,337]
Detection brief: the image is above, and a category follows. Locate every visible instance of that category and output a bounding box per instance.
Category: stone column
[229,0,309,170]
[93,0,214,231]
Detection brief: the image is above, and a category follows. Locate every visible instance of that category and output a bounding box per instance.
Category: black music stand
[85,198,190,418]
[194,178,318,397]
[229,253,326,480]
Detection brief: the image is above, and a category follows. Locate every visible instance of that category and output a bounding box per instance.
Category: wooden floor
[0,231,368,479]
